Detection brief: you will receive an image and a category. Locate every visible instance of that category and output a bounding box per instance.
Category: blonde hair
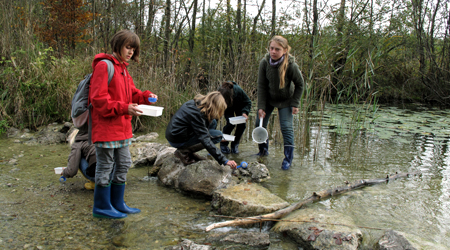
[195,91,227,122]
[68,128,79,146]
[268,35,291,89]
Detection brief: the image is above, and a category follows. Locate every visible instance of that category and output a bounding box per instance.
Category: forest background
[0,0,449,134]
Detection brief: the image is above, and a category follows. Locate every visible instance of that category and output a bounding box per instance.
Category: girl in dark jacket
[256,35,304,170]
[166,91,237,169]
[218,81,252,154]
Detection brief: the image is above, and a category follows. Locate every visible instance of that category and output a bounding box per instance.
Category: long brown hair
[218,81,234,107]
[110,30,141,63]
[195,91,227,122]
[268,35,291,89]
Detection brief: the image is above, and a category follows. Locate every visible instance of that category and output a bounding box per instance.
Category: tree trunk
[226,0,234,74]
[237,0,242,54]
[185,0,198,86]
[271,0,276,37]
[163,0,171,67]
[332,0,347,85]
[146,0,157,39]
[251,0,266,40]
[309,0,318,60]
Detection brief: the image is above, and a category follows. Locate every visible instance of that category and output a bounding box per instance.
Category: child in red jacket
[89,30,157,219]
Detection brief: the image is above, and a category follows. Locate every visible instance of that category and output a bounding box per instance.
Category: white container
[252,117,268,144]
[222,134,235,141]
[229,116,246,125]
[54,167,65,175]
[137,105,164,117]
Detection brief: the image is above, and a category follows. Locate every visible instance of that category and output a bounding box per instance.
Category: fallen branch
[210,215,386,230]
[205,171,420,231]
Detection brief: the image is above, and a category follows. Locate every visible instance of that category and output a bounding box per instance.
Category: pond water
[1,104,449,249]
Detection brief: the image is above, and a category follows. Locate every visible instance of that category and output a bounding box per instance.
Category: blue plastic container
[148,97,157,103]
[236,161,248,169]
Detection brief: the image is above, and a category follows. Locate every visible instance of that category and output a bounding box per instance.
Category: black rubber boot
[256,139,269,156]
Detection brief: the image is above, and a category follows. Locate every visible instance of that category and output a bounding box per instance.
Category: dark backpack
[71,59,114,128]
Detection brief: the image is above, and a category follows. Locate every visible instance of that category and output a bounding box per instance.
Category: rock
[23,124,67,145]
[6,127,20,138]
[157,152,237,197]
[154,147,177,167]
[8,158,18,165]
[274,208,362,250]
[178,160,236,197]
[59,122,72,134]
[129,141,167,167]
[165,239,211,250]
[236,162,270,182]
[211,182,289,216]
[134,132,159,142]
[222,232,270,247]
[207,231,270,247]
[157,149,186,188]
[376,230,417,250]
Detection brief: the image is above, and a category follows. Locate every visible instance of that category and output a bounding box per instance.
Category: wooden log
[205,171,420,231]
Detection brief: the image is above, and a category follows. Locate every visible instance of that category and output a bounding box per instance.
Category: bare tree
[163,0,171,67]
[271,0,276,37]
[251,0,266,39]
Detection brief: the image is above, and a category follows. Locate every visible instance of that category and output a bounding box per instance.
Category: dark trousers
[222,108,246,146]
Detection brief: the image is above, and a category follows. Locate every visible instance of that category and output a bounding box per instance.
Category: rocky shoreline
[4,123,422,249]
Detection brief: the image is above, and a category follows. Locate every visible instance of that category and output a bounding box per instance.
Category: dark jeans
[255,104,294,146]
[169,119,223,148]
[222,111,246,146]
[79,158,95,182]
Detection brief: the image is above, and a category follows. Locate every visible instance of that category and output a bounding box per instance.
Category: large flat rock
[211,182,289,217]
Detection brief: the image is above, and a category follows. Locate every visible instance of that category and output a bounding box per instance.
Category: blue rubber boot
[281,146,294,170]
[220,143,231,154]
[256,140,269,156]
[93,184,127,219]
[230,143,239,154]
[111,183,141,214]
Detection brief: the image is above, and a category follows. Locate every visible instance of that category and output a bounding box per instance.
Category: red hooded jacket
[89,53,153,143]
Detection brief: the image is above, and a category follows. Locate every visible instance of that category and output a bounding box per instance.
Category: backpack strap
[101,59,115,85]
[88,59,115,144]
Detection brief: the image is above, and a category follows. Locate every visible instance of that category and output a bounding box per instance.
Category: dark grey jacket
[227,82,252,116]
[165,100,228,165]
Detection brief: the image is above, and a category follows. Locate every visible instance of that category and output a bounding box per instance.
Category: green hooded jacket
[257,53,304,110]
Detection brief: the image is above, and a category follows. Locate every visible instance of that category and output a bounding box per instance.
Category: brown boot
[174,149,195,165]
[187,143,206,162]
[190,152,207,162]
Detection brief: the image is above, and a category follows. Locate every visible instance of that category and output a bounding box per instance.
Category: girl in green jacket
[255,35,304,170]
